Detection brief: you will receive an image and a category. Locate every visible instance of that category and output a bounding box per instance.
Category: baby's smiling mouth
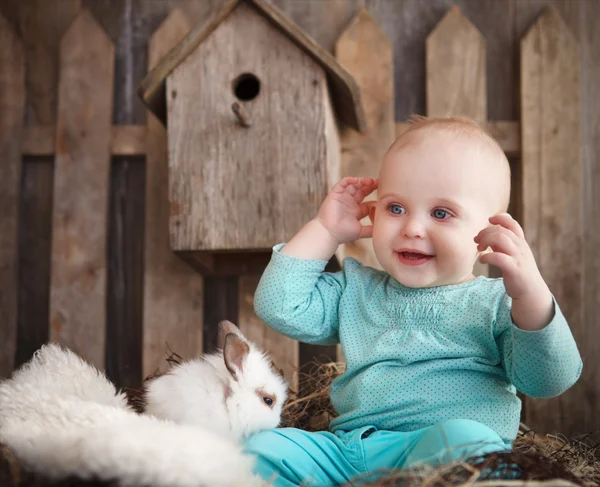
[396,250,434,266]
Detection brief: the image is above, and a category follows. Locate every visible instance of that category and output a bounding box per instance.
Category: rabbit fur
[0,343,270,487]
[144,320,288,441]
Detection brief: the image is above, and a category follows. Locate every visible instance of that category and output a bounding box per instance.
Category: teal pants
[244,419,511,487]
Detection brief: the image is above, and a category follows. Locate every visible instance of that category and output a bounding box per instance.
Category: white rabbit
[144,320,288,442]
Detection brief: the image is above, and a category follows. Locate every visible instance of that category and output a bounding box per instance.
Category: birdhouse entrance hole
[233,73,261,101]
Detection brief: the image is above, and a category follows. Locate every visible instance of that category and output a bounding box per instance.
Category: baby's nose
[402,216,426,239]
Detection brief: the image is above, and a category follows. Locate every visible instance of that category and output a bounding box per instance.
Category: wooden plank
[49,9,114,369]
[238,275,298,392]
[15,158,53,369]
[111,126,147,156]
[203,277,239,354]
[1,1,81,370]
[581,0,600,438]
[6,0,82,125]
[426,5,489,277]
[335,8,394,272]
[427,5,486,121]
[22,125,147,156]
[106,157,145,389]
[520,7,583,436]
[142,9,204,379]
[22,121,521,156]
[0,12,25,377]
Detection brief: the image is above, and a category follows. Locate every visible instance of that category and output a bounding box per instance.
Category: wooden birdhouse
[139,0,365,275]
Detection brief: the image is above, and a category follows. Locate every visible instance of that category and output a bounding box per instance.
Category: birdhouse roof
[138,0,366,132]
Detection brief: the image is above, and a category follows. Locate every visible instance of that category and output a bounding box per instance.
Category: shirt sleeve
[495,292,583,398]
[253,244,348,345]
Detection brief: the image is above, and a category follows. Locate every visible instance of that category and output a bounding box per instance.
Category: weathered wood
[335,8,394,275]
[22,125,146,156]
[142,9,204,379]
[238,275,299,391]
[426,5,486,120]
[1,2,81,372]
[168,3,329,254]
[361,0,516,121]
[20,121,520,158]
[0,13,25,377]
[15,158,54,369]
[106,157,145,388]
[111,126,147,156]
[6,0,82,125]
[49,10,114,369]
[521,7,583,436]
[140,0,365,132]
[426,5,489,277]
[203,277,239,354]
[581,0,600,434]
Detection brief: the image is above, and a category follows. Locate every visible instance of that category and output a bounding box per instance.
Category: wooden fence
[0,2,592,438]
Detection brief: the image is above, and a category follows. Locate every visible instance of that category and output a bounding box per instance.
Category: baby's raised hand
[316,177,378,245]
[474,213,550,301]
[475,213,555,330]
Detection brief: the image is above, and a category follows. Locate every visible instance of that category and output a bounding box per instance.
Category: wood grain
[49,10,114,369]
[1,0,82,371]
[335,8,394,273]
[22,125,146,156]
[140,0,365,132]
[143,9,204,379]
[0,12,25,377]
[581,0,600,431]
[21,121,519,158]
[238,275,298,391]
[521,7,583,435]
[168,3,328,252]
[426,5,489,278]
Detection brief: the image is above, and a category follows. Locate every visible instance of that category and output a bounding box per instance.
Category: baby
[244,117,582,487]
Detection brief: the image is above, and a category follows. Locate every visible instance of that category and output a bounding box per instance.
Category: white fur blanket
[0,344,268,487]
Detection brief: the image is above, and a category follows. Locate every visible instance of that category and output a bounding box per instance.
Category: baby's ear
[368,201,377,223]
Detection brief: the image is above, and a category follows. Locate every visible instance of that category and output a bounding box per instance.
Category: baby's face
[371,129,507,288]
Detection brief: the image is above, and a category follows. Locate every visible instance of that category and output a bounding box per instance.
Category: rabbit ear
[217,320,243,350]
[223,333,250,380]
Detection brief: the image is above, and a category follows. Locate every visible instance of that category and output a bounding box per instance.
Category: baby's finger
[474,224,519,245]
[357,201,375,220]
[354,178,378,203]
[357,224,374,239]
[476,230,518,256]
[488,213,525,239]
[332,177,359,194]
[479,251,515,273]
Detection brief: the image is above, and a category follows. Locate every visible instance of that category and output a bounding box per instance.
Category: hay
[2,359,598,486]
[279,361,600,487]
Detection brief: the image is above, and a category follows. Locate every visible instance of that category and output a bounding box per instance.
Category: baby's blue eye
[432,209,451,220]
[388,204,405,215]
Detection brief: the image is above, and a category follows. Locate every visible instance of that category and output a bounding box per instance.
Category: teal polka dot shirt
[254,244,583,442]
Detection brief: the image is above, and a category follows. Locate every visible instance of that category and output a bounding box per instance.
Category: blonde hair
[389,115,505,155]
[386,115,511,211]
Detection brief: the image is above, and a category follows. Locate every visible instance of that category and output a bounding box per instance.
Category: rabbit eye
[263,397,273,407]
